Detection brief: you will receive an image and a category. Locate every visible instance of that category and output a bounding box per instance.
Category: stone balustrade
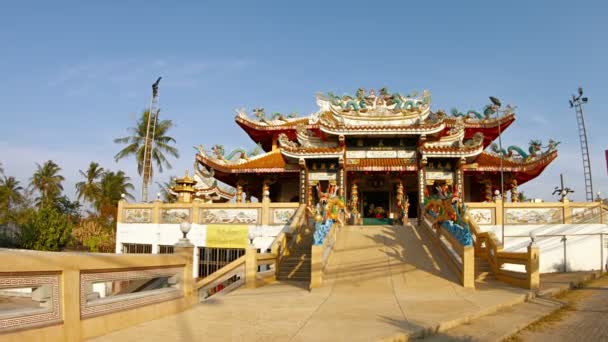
[466,200,607,226]
[0,247,196,342]
[118,200,300,226]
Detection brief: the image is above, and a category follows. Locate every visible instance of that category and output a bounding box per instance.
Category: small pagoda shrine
[195,88,558,221]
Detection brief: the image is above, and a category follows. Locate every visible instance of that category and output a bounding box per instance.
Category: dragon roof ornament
[489,139,560,162]
[236,107,300,126]
[196,143,262,165]
[314,88,433,128]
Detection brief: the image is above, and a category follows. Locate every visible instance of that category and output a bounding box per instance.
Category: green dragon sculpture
[200,143,263,163]
[451,105,496,119]
[490,139,553,160]
[379,87,423,111]
[327,88,368,111]
[252,108,297,123]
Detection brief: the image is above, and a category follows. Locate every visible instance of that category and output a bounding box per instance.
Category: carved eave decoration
[345,158,418,172]
[196,149,294,174]
[278,133,344,159]
[316,112,446,136]
[193,163,236,200]
[419,132,485,158]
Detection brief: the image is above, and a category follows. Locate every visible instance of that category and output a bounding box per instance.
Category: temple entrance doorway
[361,191,391,225]
[348,172,418,225]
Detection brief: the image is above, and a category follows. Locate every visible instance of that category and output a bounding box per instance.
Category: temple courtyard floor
[91,225,579,342]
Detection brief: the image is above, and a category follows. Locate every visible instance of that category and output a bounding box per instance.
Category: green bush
[20,206,73,251]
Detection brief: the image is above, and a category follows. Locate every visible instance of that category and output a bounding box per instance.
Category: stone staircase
[277,231,313,282]
[475,256,496,283]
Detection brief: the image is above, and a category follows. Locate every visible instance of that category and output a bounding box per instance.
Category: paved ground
[92,224,532,342]
[515,275,608,342]
[417,272,603,341]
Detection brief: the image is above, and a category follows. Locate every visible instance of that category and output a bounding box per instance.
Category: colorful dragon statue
[309,183,345,245]
[423,185,473,246]
[490,139,549,160]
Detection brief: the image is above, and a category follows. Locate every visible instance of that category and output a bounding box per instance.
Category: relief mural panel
[571,207,601,224]
[272,208,296,225]
[124,208,152,223]
[469,208,492,225]
[199,208,259,224]
[505,208,562,225]
[161,208,191,224]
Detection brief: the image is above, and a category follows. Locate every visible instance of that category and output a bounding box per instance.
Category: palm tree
[30,160,65,206]
[95,171,135,221]
[156,176,177,203]
[75,162,104,205]
[114,110,179,185]
[0,176,24,211]
[0,161,4,175]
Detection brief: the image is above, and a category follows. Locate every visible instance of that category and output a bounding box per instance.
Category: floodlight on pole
[569,87,594,202]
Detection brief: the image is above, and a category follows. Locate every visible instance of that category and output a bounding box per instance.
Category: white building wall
[480,224,608,273]
[116,223,288,277]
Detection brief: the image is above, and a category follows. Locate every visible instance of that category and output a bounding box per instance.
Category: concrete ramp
[91,224,533,342]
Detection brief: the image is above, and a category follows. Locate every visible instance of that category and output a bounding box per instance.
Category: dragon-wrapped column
[510,179,519,202]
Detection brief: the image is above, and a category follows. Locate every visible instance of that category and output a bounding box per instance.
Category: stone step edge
[380,271,605,342]
[378,290,536,342]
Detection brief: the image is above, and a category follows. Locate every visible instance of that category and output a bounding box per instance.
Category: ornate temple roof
[235,89,517,151]
[196,148,294,174]
[195,88,557,189]
[465,141,559,184]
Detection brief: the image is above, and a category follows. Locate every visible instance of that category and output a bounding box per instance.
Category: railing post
[175,245,196,305]
[494,198,503,227]
[117,198,126,223]
[527,244,540,290]
[153,200,162,224]
[245,246,258,289]
[563,200,571,224]
[62,269,82,342]
[310,245,322,289]
[462,246,475,289]
[601,233,605,274]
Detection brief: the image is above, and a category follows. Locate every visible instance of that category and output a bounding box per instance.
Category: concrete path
[516,275,608,342]
[91,225,531,342]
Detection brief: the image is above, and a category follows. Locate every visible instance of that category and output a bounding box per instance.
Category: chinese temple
[194,88,558,222]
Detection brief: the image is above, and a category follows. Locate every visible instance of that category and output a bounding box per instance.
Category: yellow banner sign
[205,224,249,249]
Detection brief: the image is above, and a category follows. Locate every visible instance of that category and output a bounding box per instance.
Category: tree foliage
[71,218,116,253]
[156,176,177,203]
[20,205,73,251]
[30,160,65,207]
[75,162,104,205]
[114,109,179,183]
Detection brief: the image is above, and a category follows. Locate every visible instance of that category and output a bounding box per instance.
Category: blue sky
[1,1,607,201]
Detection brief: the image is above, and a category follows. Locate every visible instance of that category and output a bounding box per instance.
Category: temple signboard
[346,149,416,159]
[206,224,249,248]
[425,171,454,185]
[309,172,337,181]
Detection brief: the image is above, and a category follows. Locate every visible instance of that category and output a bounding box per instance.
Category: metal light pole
[141,77,162,202]
[569,87,593,202]
[490,96,505,244]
